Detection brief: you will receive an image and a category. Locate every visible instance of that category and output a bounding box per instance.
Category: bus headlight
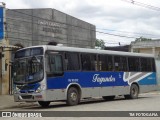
[14,86,20,94]
[35,85,45,93]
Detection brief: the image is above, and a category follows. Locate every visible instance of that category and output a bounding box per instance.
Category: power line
[121,0,160,12]
[96,28,160,38]
[96,30,136,39]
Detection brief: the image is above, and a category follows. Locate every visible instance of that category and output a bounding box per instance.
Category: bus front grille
[21,95,33,99]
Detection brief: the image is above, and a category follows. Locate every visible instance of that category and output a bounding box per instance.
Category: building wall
[155,48,160,57]
[6,9,96,48]
[131,46,160,58]
[138,48,153,54]
[0,40,11,95]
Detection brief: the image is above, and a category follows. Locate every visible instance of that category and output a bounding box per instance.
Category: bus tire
[125,84,139,99]
[102,96,115,101]
[38,101,50,107]
[66,87,79,106]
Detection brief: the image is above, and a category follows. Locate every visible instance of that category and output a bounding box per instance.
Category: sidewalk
[0,91,160,110]
[0,95,38,110]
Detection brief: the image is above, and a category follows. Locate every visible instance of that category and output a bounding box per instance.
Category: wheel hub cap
[71,92,77,101]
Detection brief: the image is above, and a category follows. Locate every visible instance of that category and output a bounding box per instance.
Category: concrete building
[6,8,96,48]
[0,8,96,95]
[131,40,160,58]
[131,40,160,89]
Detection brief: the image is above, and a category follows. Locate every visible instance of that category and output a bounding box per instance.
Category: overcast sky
[1,0,160,46]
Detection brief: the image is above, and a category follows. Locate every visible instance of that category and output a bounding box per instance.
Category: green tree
[95,39,105,49]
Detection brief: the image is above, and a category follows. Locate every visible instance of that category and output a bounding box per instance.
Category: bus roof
[17,45,154,58]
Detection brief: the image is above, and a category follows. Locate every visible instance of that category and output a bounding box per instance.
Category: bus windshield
[13,56,44,84]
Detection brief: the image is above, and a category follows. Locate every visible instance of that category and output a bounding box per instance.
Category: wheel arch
[65,83,82,100]
[131,82,140,93]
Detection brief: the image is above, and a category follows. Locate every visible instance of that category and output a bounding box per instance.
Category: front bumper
[14,93,45,102]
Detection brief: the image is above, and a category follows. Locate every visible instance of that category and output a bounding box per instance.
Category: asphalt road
[1,92,160,120]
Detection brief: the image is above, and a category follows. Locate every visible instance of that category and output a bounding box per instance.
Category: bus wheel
[38,101,50,107]
[125,84,139,99]
[67,87,79,106]
[102,96,115,101]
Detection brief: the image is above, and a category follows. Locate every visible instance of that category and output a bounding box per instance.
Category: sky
[1,0,160,46]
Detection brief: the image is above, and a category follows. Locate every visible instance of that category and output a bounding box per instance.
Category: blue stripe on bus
[46,72,157,89]
[138,73,157,85]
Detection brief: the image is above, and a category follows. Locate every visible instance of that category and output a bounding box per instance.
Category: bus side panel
[46,71,157,101]
[100,87,113,97]
[81,87,100,98]
[46,71,128,89]
[46,71,129,100]
[45,89,66,101]
[137,72,157,93]
[112,86,130,96]
[139,85,158,93]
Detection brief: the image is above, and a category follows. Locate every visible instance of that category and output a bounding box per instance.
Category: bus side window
[81,54,90,70]
[113,56,128,71]
[140,58,152,72]
[99,55,105,71]
[120,57,128,71]
[108,55,113,71]
[81,54,96,71]
[91,54,97,71]
[151,58,156,72]
[99,55,113,71]
[45,54,50,73]
[46,54,63,76]
[65,52,80,71]
[146,58,152,71]
[114,56,121,71]
[128,57,140,71]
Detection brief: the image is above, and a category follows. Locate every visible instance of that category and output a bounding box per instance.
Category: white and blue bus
[13,45,157,107]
